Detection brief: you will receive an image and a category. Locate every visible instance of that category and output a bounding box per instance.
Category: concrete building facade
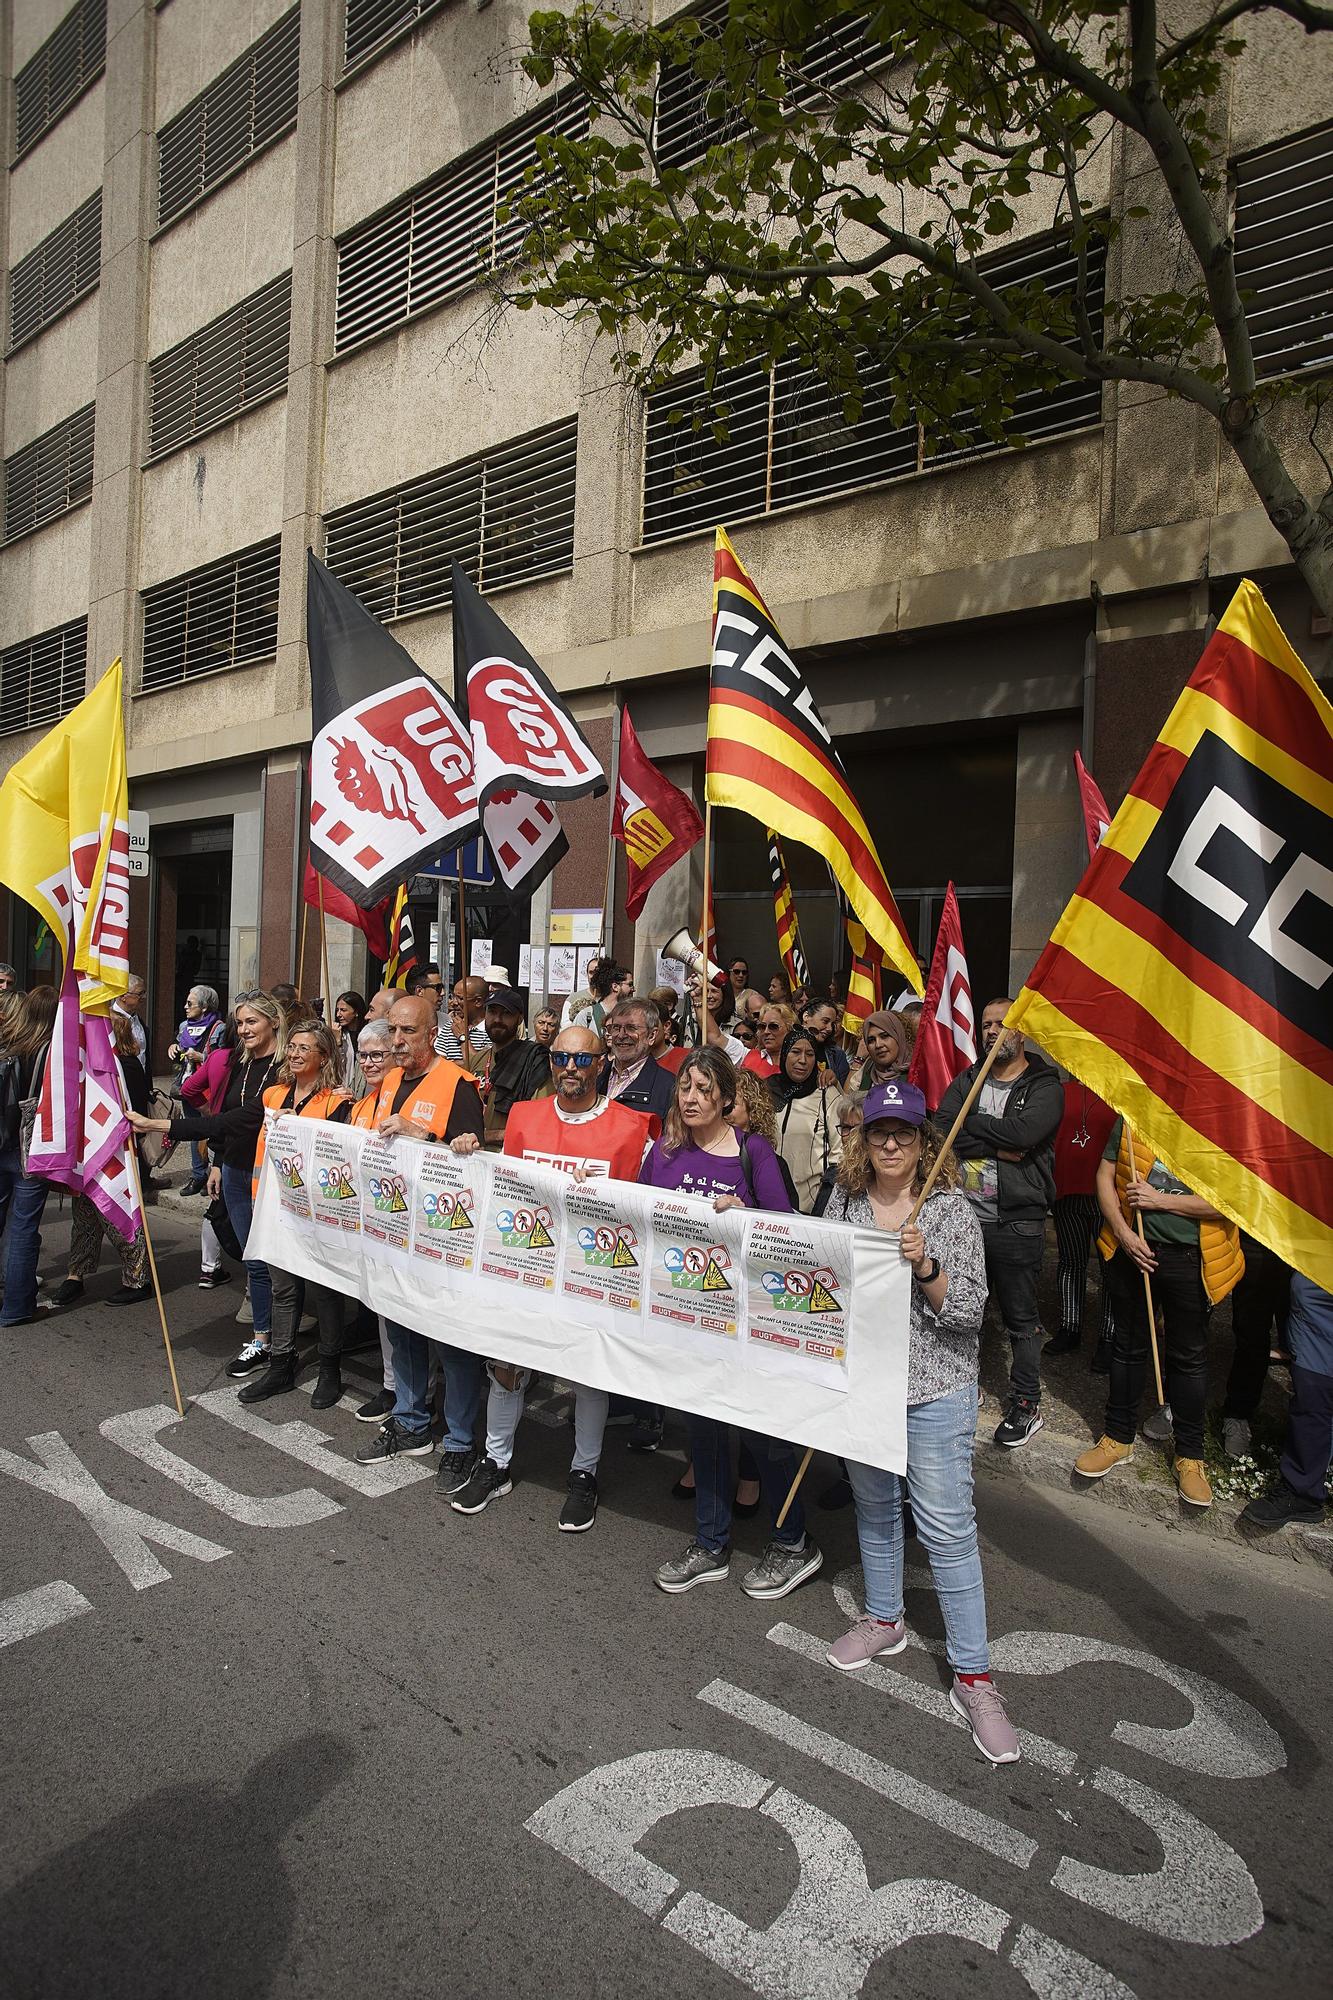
[1,0,1330,1060]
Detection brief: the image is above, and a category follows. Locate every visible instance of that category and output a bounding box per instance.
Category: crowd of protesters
[1,946,1330,1761]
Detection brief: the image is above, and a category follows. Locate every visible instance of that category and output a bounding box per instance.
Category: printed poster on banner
[480,1162,562,1292]
[360,1135,414,1256]
[563,1181,643,1315]
[745,1214,854,1389]
[268,1124,311,1223]
[647,1198,738,1343]
[309,1125,363,1235]
[411,1146,482,1273]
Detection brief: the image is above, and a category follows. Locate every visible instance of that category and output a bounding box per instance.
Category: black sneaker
[993,1397,1043,1449]
[1042,1328,1080,1356]
[355,1387,396,1424]
[48,1279,85,1308]
[355,1419,434,1463]
[559,1470,599,1532]
[436,1446,479,1496]
[450,1454,512,1514]
[225,1338,270,1377]
[627,1416,663,1453]
[1242,1478,1325,1530]
[198,1266,231,1289]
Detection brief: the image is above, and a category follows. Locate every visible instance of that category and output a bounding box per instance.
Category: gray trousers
[268,1265,344,1362]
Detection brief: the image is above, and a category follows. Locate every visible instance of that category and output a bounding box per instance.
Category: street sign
[416,836,497,887]
[128,810,149,878]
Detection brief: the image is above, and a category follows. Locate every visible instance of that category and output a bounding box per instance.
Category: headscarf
[858,1009,910,1086]
[774,1026,821,1104]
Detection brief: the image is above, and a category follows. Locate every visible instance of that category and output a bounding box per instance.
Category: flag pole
[601,697,622,958]
[113,1071,185,1419]
[1123,1122,1166,1407]
[456,850,471,1072]
[297,897,310,1001]
[697,801,713,1046]
[317,872,333,1018]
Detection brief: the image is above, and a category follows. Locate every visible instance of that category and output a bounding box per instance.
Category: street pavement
[2,1202,1331,2000]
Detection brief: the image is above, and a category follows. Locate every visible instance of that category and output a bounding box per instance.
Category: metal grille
[12,0,105,162]
[156,7,301,230]
[3,403,95,544]
[6,189,102,353]
[140,537,282,693]
[148,272,292,459]
[641,233,1105,543]
[334,92,588,353]
[0,617,86,737]
[323,417,578,618]
[344,0,426,70]
[1234,121,1333,379]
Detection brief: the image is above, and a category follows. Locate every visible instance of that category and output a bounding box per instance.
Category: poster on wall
[547,946,576,994]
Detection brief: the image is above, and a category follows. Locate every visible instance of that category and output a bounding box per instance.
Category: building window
[140,537,282,693]
[343,0,434,72]
[323,417,578,619]
[6,189,102,354]
[641,232,1106,543]
[0,617,86,737]
[148,273,293,460]
[334,92,588,353]
[156,7,301,230]
[12,0,106,162]
[1234,121,1333,379]
[3,404,95,544]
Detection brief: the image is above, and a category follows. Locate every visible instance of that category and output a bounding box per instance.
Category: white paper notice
[470,938,493,977]
[547,945,576,994]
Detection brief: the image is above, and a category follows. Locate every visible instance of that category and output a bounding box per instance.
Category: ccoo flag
[612,707,704,920]
[706,530,920,994]
[909,883,976,1110]
[1007,581,1333,1289]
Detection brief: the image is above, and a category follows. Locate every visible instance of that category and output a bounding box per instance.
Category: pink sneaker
[826,1615,907,1672]
[950,1675,1021,1763]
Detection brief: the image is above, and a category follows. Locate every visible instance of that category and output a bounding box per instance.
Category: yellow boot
[1175,1457,1213,1509]
[1075,1435,1134,1479]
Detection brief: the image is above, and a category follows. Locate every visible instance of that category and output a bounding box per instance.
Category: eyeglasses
[420,980,443,991]
[358,1045,387,1059]
[549,1050,599,1070]
[866,1125,920,1149]
[838,1119,862,1134]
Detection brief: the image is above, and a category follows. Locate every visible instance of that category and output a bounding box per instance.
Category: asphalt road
[2,1204,1330,2000]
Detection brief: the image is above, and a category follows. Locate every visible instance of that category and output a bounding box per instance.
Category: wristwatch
[914,1257,942,1285]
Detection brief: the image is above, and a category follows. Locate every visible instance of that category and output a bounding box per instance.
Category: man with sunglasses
[447,1026,658,1531]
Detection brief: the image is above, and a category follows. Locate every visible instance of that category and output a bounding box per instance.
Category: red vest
[504,1095,657,1180]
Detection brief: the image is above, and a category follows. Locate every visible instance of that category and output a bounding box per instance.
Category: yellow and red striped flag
[767,832,809,990]
[841,910,882,1040]
[707,529,920,995]
[1007,580,1333,1288]
[383,883,417,989]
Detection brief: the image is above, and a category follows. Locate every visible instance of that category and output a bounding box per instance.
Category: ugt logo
[576,1223,638,1270]
[761,1265,841,1315]
[317,1162,357,1201]
[663,1243,732,1294]
[369,1174,407,1215]
[496,1204,555,1251]
[421,1188,474,1232]
[274,1151,305,1191]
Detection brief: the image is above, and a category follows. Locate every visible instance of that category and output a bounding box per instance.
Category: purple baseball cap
[861,1080,928,1129]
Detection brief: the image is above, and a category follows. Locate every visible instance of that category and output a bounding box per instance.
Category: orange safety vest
[1097,1125,1244,1304]
[347,1092,379,1131]
[504,1094,657,1179]
[253,1082,351,1194]
[368,1056,479,1140]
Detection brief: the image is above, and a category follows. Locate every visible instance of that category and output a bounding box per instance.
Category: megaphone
[663,928,724,984]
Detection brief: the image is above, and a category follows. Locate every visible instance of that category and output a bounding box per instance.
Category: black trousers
[981,1219,1045,1403]
[269,1266,345,1363]
[1052,1194,1115,1342]
[1224,1232,1290,1419]
[1104,1244,1210,1457]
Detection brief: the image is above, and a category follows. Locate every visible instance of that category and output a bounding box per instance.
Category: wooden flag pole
[297,897,310,1001]
[456,851,471,1071]
[601,698,622,957]
[697,802,713,1046]
[776,1029,1010,1529]
[317,873,333,1019]
[113,1067,184,1419]
[1123,1121,1166,1408]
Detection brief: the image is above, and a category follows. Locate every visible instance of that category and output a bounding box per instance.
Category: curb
[974,1417,1333,1575]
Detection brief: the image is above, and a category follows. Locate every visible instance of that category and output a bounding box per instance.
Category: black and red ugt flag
[307,552,479,906]
[450,564,606,897]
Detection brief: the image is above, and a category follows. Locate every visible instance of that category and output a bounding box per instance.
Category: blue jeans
[0,1149,49,1325]
[189,1139,209,1180]
[688,1415,807,1554]
[846,1384,989,1674]
[385,1319,481,1451]
[220,1162,272,1337]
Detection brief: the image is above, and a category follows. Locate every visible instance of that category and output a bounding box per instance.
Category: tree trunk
[1222,402,1333,618]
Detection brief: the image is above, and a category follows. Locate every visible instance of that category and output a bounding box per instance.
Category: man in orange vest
[447,1025,658,1532]
[354,994,485,1487]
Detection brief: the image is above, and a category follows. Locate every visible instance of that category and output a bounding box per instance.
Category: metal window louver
[343,0,425,71]
[148,272,292,459]
[156,7,301,230]
[0,617,86,736]
[1234,122,1333,379]
[3,403,96,544]
[12,0,106,162]
[641,232,1105,544]
[323,417,578,618]
[139,537,282,693]
[6,188,102,353]
[333,92,589,353]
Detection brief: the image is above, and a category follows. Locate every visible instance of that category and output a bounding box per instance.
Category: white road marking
[194,1387,434,1495]
[0,1580,93,1649]
[698,1677,1037,1866]
[0,1432,231,1590]
[101,1406,345,1529]
[1009,1923,1136,1998]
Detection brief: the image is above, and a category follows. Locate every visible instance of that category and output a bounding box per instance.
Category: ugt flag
[612,707,703,920]
[1008,581,1333,1289]
[1075,751,1112,861]
[909,883,976,1111]
[307,550,479,907]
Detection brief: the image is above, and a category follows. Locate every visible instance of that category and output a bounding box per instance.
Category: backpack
[0,1054,20,1154]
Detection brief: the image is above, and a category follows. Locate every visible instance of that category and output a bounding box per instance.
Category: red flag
[612,708,704,920]
[302,859,389,960]
[909,884,976,1111]
[1075,751,1111,861]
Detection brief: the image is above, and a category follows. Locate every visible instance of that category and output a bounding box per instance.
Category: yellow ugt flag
[0,660,131,1009]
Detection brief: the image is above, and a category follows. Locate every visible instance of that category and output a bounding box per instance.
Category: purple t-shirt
[639,1133,793,1211]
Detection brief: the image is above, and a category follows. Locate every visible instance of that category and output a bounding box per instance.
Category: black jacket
[169,1053,280,1170]
[937,1049,1062,1222]
[599,1054,676,1126]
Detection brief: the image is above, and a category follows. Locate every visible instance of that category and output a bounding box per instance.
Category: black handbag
[204,1195,244,1263]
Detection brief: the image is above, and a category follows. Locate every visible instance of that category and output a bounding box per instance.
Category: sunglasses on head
[550,1050,599,1070]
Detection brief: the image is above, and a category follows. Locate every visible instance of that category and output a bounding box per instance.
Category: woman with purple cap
[821,1077,1021,1765]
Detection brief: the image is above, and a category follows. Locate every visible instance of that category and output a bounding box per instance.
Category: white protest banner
[246,1117,911,1471]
